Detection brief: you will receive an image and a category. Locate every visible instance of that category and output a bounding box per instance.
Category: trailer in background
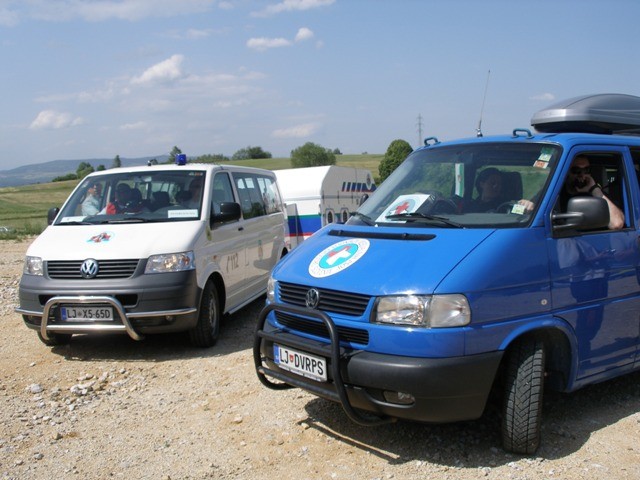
[275,165,376,248]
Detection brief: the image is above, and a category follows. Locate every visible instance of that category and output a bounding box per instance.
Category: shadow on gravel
[47,297,264,362]
[299,370,640,467]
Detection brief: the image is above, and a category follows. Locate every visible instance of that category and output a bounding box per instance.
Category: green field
[0,155,383,236]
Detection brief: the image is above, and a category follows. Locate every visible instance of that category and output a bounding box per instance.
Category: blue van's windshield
[55,170,206,225]
[352,142,561,228]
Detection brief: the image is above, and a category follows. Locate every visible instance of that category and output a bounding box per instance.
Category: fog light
[165,315,175,322]
[383,390,415,405]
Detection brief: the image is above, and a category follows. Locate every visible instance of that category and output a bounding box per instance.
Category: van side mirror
[359,193,369,206]
[552,196,610,233]
[47,207,60,225]
[211,202,242,225]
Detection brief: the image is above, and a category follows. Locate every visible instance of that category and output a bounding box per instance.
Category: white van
[275,166,376,248]
[17,162,288,347]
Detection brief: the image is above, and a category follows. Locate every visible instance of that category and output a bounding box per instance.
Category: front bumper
[254,303,503,424]
[17,270,199,341]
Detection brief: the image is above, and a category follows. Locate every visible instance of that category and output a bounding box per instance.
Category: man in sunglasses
[518,155,624,229]
[560,155,624,230]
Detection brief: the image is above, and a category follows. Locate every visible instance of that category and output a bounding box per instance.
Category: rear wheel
[189,280,220,348]
[501,337,545,454]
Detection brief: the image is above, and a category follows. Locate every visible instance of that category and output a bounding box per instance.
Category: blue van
[254,94,640,454]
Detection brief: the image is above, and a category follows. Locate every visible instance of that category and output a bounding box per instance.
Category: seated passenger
[466,168,504,212]
[104,184,147,214]
[518,155,624,230]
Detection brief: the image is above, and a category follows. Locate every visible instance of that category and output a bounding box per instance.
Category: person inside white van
[81,182,102,216]
[518,155,625,230]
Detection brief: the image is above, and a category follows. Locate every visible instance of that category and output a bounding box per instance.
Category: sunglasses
[570,166,590,175]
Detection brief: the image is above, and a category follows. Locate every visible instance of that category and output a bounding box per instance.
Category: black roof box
[531,93,640,134]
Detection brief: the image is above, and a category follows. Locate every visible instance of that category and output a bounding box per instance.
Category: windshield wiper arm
[350,212,375,226]
[385,212,464,228]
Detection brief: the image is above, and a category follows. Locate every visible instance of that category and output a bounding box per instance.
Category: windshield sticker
[309,239,370,278]
[87,232,114,243]
[534,147,554,168]
[375,194,431,223]
[168,209,199,218]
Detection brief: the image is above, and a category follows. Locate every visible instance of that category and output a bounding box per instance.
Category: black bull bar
[253,303,393,427]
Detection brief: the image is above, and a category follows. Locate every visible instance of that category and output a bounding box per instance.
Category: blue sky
[1,0,640,171]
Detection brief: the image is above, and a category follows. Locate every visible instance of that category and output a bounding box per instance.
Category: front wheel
[501,337,545,454]
[189,280,221,348]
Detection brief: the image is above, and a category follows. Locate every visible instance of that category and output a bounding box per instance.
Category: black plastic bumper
[254,303,504,424]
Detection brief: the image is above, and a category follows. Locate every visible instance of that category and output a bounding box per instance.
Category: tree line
[53,139,413,183]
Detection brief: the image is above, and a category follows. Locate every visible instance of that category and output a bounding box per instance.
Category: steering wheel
[495,201,517,214]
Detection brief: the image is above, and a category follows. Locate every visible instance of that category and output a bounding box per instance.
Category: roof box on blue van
[531,93,640,135]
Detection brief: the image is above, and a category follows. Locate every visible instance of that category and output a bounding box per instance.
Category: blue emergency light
[175,154,187,165]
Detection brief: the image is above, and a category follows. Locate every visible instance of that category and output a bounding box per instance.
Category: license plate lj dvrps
[274,344,327,382]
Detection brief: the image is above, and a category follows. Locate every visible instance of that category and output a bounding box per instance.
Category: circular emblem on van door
[308,238,370,278]
[305,288,320,309]
[80,259,99,279]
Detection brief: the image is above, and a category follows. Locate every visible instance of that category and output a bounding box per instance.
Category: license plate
[274,344,327,382]
[61,306,114,322]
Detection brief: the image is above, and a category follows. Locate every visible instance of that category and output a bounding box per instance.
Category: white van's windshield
[352,142,561,228]
[55,170,206,225]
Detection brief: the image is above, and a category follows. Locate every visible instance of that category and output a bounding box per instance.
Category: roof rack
[531,93,640,135]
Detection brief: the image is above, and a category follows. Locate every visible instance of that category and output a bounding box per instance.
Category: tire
[36,330,72,346]
[501,337,545,454]
[189,280,220,348]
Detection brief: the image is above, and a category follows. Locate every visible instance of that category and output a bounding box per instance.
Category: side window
[554,152,628,231]
[233,173,266,219]
[256,175,282,214]
[211,173,235,216]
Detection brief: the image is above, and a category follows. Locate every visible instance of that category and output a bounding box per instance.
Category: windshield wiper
[350,212,375,226]
[99,217,150,224]
[385,212,464,228]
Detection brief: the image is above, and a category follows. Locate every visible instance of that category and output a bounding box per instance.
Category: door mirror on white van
[552,196,610,233]
[211,201,242,225]
[47,207,60,225]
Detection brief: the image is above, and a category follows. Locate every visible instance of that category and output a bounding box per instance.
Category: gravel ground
[1,238,639,480]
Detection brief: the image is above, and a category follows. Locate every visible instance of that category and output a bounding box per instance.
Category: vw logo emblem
[305,288,320,309]
[80,259,99,279]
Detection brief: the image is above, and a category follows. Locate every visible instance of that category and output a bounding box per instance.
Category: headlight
[145,251,195,274]
[24,256,43,276]
[373,294,470,328]
[266,276,277,303]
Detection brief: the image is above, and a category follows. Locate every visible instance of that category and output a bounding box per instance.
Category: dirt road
[1,238,639,479]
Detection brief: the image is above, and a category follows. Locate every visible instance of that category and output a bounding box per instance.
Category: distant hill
[0,155,169,187]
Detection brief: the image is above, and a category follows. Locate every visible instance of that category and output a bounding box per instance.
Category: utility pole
[416,114,423,147]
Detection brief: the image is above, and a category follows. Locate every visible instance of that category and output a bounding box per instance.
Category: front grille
[275,311,369,345]
[47,260,140,279]
[279,282,371,317]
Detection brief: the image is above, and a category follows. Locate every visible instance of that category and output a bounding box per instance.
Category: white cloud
[120,121,147,130]
[253,0,335,17]
[295,27,314,42]
[0,5,19,26]
[530,93,555,102]
[246,37,291,51]
[131,54,185,85]
[271,123,320,138]
[29,110,85,130]
[26,0,215,22]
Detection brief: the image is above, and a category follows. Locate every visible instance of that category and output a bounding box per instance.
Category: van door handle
[238,227,244,231]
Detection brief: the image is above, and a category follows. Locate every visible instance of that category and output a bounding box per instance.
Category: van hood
[273,226,495,295]
[26,222,204,260]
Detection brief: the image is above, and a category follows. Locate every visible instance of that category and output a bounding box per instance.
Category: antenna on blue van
[476,69,491,138]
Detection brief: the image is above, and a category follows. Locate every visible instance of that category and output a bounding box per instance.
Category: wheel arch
[498,321,576,392]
